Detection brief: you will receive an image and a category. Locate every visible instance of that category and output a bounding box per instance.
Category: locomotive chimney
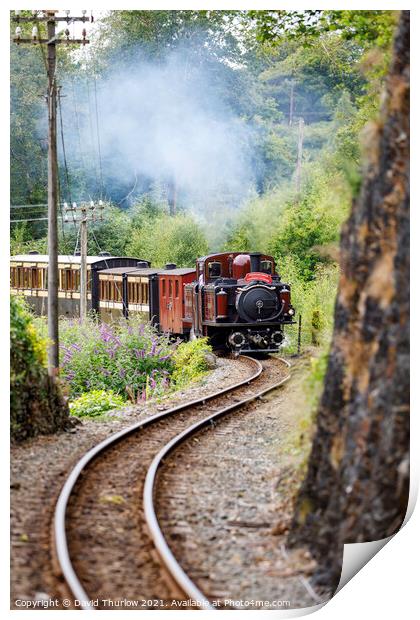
[249,252,262,272]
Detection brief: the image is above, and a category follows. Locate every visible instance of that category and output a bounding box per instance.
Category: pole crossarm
[64,201,105,223]
[12,15,93,23]
[13,38,89,45]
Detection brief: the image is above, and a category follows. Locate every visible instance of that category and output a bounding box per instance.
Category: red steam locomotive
[158,251,295,353]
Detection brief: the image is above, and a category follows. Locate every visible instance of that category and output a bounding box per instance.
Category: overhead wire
[14,14,108,272]
[85,77,100,196]
[33,17,77,261]
[93,76,104,198]
[57,89,77,228]
[71,74,89,187]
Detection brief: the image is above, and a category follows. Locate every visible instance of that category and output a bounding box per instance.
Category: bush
[10,296,69,440]
[171,338,213,388]
[69,390,126,418]
[278,258,339,354]
[126,212,209,267]
[58,315,174,402]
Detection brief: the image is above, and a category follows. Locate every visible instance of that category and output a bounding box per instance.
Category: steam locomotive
[184,252,295,353]
[10,250,295,354]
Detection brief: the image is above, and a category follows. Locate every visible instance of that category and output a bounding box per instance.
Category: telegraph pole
[46,12,59,374]
[80,206,88,319]
[64,201,105,319]
[13,10,91,376]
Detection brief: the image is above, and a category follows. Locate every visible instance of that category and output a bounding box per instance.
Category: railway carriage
[10,253,149,317]
[98,263,195,334]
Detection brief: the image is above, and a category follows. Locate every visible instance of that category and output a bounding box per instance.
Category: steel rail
[53,355,262,608]
[143,357,292,610]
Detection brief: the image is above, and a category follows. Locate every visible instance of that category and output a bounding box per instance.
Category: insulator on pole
[72,202,77,210]
[15,26,22,38]
[32,26,38,40]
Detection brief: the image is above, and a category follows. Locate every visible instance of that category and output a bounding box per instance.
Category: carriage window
[30,267,42,289]
[260,260,273,274]
[169,280,173,297]
[208,261,221,278]
[162,280,166,297]
[109,281,122,302]
[142,282,148,304]
[23,268,30,288]
[175,279,179,298]
[60,268,78,291]
[127,282,134,303]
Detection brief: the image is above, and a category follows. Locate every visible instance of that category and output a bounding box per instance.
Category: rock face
[289,11,410,590]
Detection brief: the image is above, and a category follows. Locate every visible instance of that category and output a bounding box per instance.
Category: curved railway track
[53,355,291,610]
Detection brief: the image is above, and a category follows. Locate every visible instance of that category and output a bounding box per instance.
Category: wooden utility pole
[64,200,105,319]
[295,117,305,196]
[80,206,88,320]
[12,10,91,375]
[46,12,59,373]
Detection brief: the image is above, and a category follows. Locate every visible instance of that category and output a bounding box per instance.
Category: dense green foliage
[69,389,126,418]
[126,211,209,267]
[171,338,213,388]
[10,296,69,440]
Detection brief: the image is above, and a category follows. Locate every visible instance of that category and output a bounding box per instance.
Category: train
[10,250,295,354]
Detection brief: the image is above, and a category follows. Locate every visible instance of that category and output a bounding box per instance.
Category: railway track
[53,355,291,610]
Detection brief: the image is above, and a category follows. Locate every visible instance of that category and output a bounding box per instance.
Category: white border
[2,3,417,619]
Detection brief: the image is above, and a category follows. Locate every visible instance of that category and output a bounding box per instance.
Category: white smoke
[64,48,256,220]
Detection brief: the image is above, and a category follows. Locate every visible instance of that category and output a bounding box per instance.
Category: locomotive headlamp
[288,308,295,316]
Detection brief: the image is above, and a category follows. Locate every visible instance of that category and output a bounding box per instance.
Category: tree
[289,11,409,590]
[126,212,209,267]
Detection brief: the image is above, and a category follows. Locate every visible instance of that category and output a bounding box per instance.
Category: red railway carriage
[158,267,196,334]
